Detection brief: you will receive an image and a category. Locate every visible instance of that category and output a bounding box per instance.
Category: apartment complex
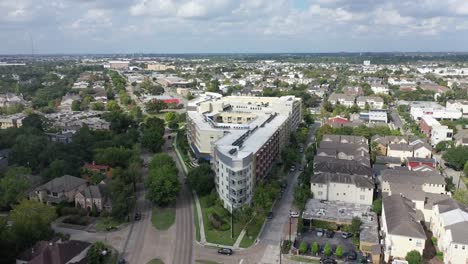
[419,116,454,146]
[186,93,302,210]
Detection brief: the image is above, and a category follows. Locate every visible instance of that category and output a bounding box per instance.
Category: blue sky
[1,0,468,54]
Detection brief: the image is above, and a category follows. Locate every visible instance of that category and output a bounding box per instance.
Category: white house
[382,195,426,262]
[431,198,468,264]
[356,96,384,110]
[310,172,374,205]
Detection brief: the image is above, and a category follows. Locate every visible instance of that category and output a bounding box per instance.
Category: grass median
[239,213,265,248]
[151,205,176,230]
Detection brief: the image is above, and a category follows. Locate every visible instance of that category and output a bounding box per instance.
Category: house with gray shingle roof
[30,175,88,204]
[382,195,426,262]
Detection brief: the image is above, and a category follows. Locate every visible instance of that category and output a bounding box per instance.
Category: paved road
[169,138,195,264]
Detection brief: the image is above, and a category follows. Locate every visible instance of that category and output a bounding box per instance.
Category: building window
[409,238,412,241]
[318,191,323,196]
[416,241,422,247]
[360,195,365,200]
[455,245,458,249]
[462,246,465,250]
[336,193,339,196]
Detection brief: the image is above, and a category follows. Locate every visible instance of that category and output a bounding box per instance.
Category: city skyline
[2,0,468,54]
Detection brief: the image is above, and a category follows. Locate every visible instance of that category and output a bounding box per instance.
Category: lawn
[239,213,265,248]
[199,195,242,246]
[151,206,176,230]
[96,217,122,232]
[193,198,201,241]
[147,259,164,264]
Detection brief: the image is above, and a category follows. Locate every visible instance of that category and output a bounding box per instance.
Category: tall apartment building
[186,93,302,211]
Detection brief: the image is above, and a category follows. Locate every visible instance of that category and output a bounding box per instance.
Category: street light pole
[289,216,292,242]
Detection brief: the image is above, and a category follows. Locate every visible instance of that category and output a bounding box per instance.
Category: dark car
[135,212,141,221]
[320,257,337,264]
[344,250,357,261]
[341,232,353,239]
[118,258,126,264]
[267,211,274,219]
[325,230,335,238]
[106,226,117,231]
[217,248,233,256]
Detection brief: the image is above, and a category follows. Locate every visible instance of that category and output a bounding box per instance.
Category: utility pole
[289,216,292,242]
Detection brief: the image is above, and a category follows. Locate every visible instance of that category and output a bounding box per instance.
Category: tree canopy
[187,163,215,196]
[146,154,180,206]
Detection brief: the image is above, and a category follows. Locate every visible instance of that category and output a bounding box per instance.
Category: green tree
[312,242,319,255]
[350,217,362,234]
[335,245,343,258]
[0,167,31,209]
[145,100,167,113]
[464,161,468,177]
[406,250,422,264]
[164,112,177,123]
[294,185,310,211]
[10,199,57,249]
[87,241,108,264]
[324,242,332,256]
[372,198,382,215]
[299,241,308,254]
[105,100,121,111]
[187,164,215,196]
[41,159,66,180]
[146,154,180,206]
[109,178,135,221]
[91,101,105,111]
[94,147,133,168]
[442,146,468,170]
[281,147,300,168]
[141,117,166,153]
[71,100,81,111]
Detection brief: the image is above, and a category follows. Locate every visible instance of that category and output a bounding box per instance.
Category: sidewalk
[193,191,207,244]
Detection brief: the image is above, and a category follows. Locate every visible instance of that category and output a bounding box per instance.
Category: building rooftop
[383,195,426,239]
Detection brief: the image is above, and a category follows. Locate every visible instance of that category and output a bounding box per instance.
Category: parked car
[298,166,303,171]
[118,258,126,264]
[325,230,335,238]
[267,211,274,219]
[290,211,300,218]
[316,228,324,237]
[290,166,296,172]
[217,248,233,256]
[320,257,337,264]
[106,226,117,231]
[341,232,353,239]
[344,250,357,261]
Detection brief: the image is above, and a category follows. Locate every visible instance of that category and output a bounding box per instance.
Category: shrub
[282,240,292,254]
[312,242,319,255]
[335,245,343,258]
[299,241,308,254]
[406,250,422,264]
[63,215,90,226]
[208,212,228,231]
[324,243,332,256]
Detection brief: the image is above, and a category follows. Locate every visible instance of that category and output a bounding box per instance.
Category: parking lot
[295,228,356,256]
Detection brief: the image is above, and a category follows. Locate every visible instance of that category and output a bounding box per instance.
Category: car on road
[289,211,300,218]
[341,232,353,239]
[316,228,324,237]
[298,166,303,171]
[134,212,141,221]
[267,211,274,219]
[320,257,337,264]
[325,230,335,238]
[290,165,296,172]
[217,248,233,256]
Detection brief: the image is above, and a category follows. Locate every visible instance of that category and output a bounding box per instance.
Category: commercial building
[410,101,462,121]
[147,63,176,71]
[186,93,302,210]
[359,109,388,123]
[108,61,129,70]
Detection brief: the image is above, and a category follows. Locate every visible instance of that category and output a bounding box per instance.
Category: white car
[290,211,300,218]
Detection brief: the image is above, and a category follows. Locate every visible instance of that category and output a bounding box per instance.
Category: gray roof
[383,195,426,239]
[388,143,413,152]
[80,185,103,199]
[36,175,87,193]
[322,134,367,144]
[371,135,409,145]
[445,221,468,244]
[311,172,374,188]
[381,169,445,186]
[314,156,372,176]
[435,198,468,214]
[375,156,402,165]
[407,157,435,163]
[356,96,384,103]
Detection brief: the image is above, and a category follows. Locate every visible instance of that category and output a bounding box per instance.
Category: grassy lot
[200,195,242,246]
[239,213,265,248]
[151,206,176,230]
[195,260,222,264]
[96,217,122,232]
[193,197,201,241]
[290,256,320,263]
[147,259,164,264]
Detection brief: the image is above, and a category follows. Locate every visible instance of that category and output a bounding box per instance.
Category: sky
[1,0,468,54]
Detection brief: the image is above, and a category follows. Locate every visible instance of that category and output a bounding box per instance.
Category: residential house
[371,84,390,95]
[387,144,414,161]
[356,96,384,110]
[75,184,111,212]
[58,93,81,111]
[342,86,363,97]
[310,172,374,205]
[412,142,432,158]
[29,175,88,204]
[0,93,26,107]
[322,134,368,145]
[328,93,356,107]
[431,198,468,264]
[317,140,369,163]
[0,113,25,129]
[381,169,446,194]
[371,135,409,156]
[45,131,74,144]
[454,129,468,147]
[314,156,372,176]
[82,162,112,178]
[16,239,91,264]
[407,157,436,170]
[381,195,426,262]
[375,156,402,168]
[325,116,349,128]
